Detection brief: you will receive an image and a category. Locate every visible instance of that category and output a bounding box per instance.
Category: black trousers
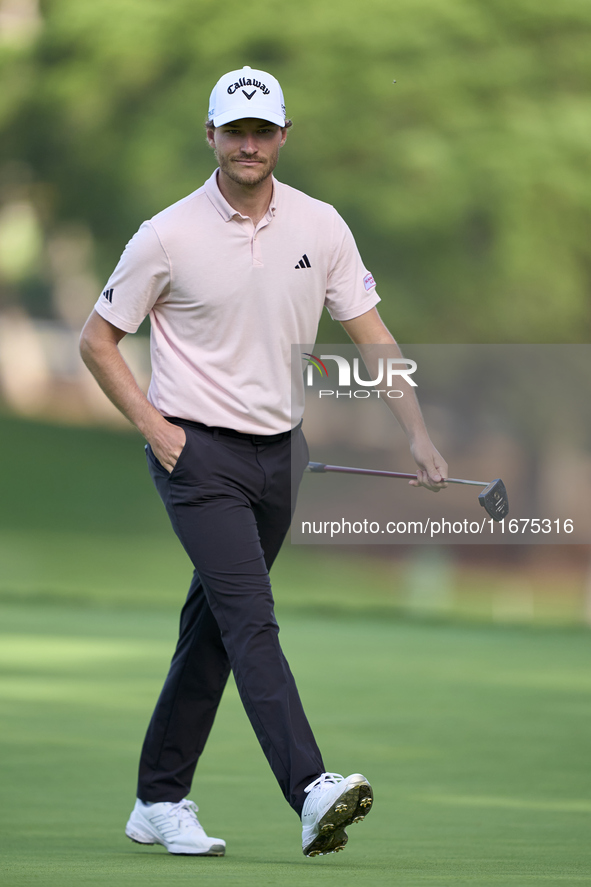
[137,420,325,816]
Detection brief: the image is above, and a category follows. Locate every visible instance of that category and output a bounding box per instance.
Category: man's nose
[240,135,258,154]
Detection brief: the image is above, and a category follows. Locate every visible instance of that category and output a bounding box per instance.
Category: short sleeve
[93,222,171,334]
[323,212,381,322]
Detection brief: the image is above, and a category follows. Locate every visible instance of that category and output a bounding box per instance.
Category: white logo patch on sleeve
[363,272,376,291]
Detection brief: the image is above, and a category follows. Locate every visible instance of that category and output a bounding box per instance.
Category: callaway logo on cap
[208,65,286,127]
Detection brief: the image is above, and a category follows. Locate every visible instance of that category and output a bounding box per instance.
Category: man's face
[207,118,287,187]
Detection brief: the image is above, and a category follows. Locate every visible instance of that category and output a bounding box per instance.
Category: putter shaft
[305,462,509,521]
[307,462,488,487]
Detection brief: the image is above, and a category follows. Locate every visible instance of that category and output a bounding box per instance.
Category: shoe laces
[168,799,203,830]
[304,772,343,794]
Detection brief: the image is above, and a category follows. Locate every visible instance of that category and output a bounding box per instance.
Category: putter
[306,462,509,521]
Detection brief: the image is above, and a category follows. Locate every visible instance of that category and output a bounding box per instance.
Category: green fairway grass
[1,413,590,883]
[0,413,586,625]
[1,601,590,886]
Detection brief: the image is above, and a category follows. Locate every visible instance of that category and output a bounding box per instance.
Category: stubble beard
[215,149,279,188]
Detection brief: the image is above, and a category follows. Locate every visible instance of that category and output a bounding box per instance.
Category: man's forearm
[80,334,160,437]
[341,308,448,488]
[78,311,172,446]
[341,311,430,443]
[354,341,430,444]
[79,311,186,473]
[354,341,448,489]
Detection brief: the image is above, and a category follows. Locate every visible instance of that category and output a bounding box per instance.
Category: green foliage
[2,0,591,340]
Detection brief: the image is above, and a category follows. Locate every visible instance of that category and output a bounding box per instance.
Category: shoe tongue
[174,799,201,825]
[305,772,343,793]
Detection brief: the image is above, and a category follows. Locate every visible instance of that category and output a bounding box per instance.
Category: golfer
[79,65,448,858]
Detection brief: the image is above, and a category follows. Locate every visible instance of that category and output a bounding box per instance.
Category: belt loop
[212,428,220,440]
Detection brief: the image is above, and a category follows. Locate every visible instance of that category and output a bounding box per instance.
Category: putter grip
[306,462,327,473]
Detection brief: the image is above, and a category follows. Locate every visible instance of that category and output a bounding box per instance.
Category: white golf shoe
[301,772,373,857]
[125,798,226,856]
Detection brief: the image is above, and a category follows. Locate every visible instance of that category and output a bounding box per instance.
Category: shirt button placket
[252,230,264,267]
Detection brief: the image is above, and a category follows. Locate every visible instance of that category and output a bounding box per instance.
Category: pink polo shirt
[94,170,380,434]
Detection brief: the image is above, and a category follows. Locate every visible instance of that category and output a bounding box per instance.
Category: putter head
[478,479,509,521]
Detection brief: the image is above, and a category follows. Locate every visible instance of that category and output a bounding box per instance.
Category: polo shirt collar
[204,169,278,223]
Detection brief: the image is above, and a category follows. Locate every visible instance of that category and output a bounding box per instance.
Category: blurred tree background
[1,0,590,342]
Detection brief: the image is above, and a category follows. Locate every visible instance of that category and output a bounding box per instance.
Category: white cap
[208,65,286,127]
